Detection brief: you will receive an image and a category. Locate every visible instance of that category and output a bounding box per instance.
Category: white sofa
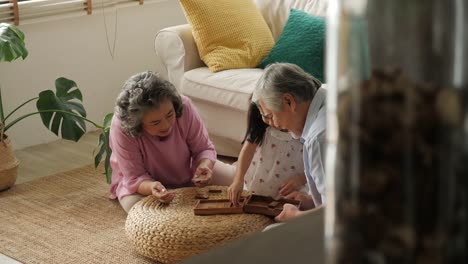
[155,0,328,157]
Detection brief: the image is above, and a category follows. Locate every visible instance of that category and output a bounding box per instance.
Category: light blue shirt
[300,87,326,206]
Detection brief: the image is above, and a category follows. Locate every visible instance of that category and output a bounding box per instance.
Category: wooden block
[194,198,245,215]
[268,201,280,208]
[195,192,209,199]
[244,194,301,217]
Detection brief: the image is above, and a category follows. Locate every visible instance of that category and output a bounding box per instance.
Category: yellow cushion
[179,0,274,72]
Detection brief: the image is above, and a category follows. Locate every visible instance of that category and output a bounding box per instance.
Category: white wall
[0,0,186,149]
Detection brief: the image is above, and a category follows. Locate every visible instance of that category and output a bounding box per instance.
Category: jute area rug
[0,165,153,264]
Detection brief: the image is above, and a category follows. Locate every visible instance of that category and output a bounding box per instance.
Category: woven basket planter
[0,136,20,191]
[126,186,273,264]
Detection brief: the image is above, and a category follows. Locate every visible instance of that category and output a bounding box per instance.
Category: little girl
[215,102,307,205]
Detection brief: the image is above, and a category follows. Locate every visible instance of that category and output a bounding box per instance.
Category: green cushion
[258,9,326,82]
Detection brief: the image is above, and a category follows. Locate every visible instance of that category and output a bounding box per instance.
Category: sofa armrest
[155,24,205,91]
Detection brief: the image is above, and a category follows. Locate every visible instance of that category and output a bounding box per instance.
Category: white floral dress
[243,127,306,199]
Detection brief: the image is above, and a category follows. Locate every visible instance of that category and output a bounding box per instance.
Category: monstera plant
[0,23,112,191]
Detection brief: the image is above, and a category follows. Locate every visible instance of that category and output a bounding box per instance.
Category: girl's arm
[228,141,257,205]
[233,141,257,184]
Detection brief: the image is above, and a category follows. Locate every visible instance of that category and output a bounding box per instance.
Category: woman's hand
[278,175,307,197]
[192,163,213,187]
[151,181,175,204]
[228,179,244,206]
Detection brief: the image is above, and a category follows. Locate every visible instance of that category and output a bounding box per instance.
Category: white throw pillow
[254,0,328,40]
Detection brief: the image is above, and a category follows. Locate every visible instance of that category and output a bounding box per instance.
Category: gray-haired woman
[109,71,217,212]
[253,62,326,223]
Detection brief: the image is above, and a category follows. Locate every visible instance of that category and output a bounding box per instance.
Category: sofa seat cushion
[181,67,264,112]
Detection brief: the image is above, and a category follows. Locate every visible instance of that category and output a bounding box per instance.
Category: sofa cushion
[255,0,328,40]
[181,67,264,112]
[258,9,326,82]
[179,0,274,73]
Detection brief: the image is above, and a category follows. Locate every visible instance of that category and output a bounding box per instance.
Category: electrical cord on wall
[101,0,118,60]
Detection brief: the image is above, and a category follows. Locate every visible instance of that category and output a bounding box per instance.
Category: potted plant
[0,23,112,191]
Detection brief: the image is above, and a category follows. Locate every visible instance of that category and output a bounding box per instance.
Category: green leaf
[104,146,112,184]
[0,85,4,122]
[0,23,28,62]
[36,77,87,142]
[56,78,83,101]
[94,133,106,167]
[102,112,113,129]
[93,113,113,183]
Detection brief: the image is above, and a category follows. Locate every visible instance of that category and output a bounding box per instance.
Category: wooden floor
[15,130,101,184]
[2,131,236,264]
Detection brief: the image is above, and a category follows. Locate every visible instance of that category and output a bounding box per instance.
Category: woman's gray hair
[115,71,183,137]
[253,63,322,111]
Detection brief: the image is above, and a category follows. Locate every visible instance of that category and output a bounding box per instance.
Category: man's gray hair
[115,71,183,137]
[253,63,322,111]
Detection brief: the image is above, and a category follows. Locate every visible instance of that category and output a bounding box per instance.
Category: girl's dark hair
[243,102,268,145]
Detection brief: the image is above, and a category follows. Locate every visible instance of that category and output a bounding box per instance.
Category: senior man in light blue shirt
[253,62,326,222]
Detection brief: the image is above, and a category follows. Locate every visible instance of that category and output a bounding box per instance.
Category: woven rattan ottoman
[125,186,273,264]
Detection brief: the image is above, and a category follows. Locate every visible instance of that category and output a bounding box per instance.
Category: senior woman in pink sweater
[109,71,217,212]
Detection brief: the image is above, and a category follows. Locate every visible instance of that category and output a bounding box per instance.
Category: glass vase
[325,0,468,263]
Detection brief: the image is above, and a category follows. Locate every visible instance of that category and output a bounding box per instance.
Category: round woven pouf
[125,186,274,264]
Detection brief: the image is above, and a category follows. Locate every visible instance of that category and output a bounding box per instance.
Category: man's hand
[227,179,244,206]
[151,181,175,204]
[275,203,304,222]
[192,164,213,187]
[278,175,307,197]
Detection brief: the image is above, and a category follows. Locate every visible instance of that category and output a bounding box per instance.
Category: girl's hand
[192,164,213,187]
[278,175,307,197]
[151,181,175,204]
[227,179,244,206]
